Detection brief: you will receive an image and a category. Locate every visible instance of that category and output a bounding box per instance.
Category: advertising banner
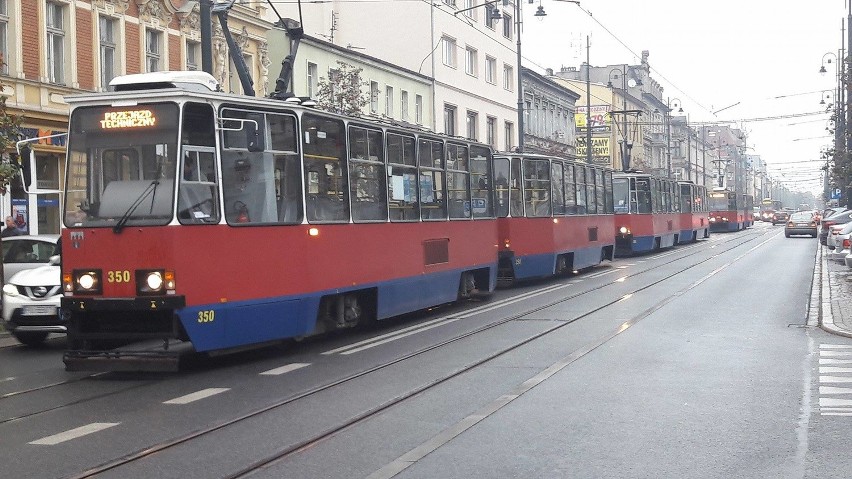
[574,105,612,133]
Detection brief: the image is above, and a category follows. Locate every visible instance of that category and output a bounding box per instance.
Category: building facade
[521,67,578,157]
[272,0,518,150]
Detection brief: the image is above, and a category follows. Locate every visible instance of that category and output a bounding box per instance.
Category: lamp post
[665,98,682,180]
[513,0,581,153]
[608,67,628,170]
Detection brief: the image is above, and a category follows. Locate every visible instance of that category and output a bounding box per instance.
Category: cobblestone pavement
[822,245,852,338]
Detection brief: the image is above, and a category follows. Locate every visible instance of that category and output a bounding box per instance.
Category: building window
[442,36,457,68]
[464,0,476,20]
[186,40,200,71]
[503,64,513,91]
[415,94,423,124]
[385,85,394,117]
[229,54,252,93]
[485,56,496,84]
[0,0,8,75]
[486,116,497,149]
[370,81,379,113]
[401,90,409,121]
[145,29,161,73]
[504,121,514,151]
[502,13,512,39]
[442,0,456,5]
[466,110,478,141]
[46,1,65,84]
[99,16,117,89]
[307,62,318,98]
[465,46,477,77]
[444,104,457,136]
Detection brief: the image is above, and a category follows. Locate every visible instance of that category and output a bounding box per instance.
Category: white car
[830,223,852,262]
[826,224,847,250]
[1,256,63,345]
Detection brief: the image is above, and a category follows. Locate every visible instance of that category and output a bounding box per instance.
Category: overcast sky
[520,0,847,195]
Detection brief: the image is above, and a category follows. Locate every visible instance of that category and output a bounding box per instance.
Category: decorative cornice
[136,0,173,25]
[92,0,130,14]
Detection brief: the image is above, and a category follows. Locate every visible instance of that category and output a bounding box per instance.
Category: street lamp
[607,67,629,171]
[665,97,683,180]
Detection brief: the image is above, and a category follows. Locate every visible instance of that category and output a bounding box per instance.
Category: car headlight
[3,284,19,297]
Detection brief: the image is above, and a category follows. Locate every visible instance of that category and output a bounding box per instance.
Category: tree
[0,56,22,195]
[314,61,370,117]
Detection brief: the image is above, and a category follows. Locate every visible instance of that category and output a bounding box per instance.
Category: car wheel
[12,331,49,345]
[785,232,791,238]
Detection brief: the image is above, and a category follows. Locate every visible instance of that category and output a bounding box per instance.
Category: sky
[519,0,848,196]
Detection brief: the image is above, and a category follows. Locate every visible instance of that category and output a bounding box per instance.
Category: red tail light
[825,221,836,228]
[843,238,851,249]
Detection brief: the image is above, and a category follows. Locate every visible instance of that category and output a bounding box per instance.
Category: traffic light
[17,144,32,188]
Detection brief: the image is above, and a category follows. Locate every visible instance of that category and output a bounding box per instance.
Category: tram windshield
[709,192,735,211]
[64,102,218,228]
[64,103,181,227]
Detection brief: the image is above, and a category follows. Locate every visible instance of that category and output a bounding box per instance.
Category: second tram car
[612,172,681,255]
[708,189,753,232]
[493,154,615,285]
[60,72,500,370]
[677,181,709,243]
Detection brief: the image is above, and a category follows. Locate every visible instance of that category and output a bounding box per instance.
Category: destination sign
[100,110,157,129]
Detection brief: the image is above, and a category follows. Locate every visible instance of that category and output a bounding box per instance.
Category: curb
[818,245,852,339]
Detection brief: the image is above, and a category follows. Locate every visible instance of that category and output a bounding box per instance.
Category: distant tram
[677,181,710,243]
[708,189,753,231]
[612,172,681,255]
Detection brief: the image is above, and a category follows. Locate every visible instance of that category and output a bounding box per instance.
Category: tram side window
[595,169,606,215]
[494,157,510,218]
[604,170,614,214]
[510,158,523,217]
[585,166,596,215]
[551,161,565,215]
[680,184,693,213]
[303,114,349,223]
[564,163,576,214]
[349,126,387,222]
[419,138,446,220]
[574,166,587,215]
[524,159,550,217]
[661,180,670,213]
[222,112,302,225]
[387,133,418,222]
[650,179,660,213]
[636,178,652,214]
[612,177,630,214]
[470,146,493,218]
[447,143,471,219]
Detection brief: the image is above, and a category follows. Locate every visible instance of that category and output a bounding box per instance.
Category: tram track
[62,226,777,479]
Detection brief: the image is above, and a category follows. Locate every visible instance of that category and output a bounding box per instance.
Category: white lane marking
[819,351,852,357]
[820,344,852,349]
[0,377,14,383]
[820,358,852,365]
[29,423,119,445]
[322,283,567,355]
[260,363,310,376]
[821,412,852,416]
[819,398,852,407]
[616,266,629,269]
[820,386,852,394]
[819,366,852,373]
[163,388,229,405]
[821,376,852,383]
[585,270,615,279]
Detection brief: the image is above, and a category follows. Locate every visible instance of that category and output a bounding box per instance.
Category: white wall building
[269,0,518,150]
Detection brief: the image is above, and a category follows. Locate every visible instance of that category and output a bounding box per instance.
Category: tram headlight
[619,226,631,235]
[71,269,102,294]
[136,269,175,295]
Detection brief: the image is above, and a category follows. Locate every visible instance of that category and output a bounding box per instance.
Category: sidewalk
[819,245,852,338]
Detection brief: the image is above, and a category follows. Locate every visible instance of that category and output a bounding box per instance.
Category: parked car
[1,255,63,345]
[786,211,819,238]
[830,223,852,262]
[820,210,852,244]
[1,234,60,282]
[771,211,790,225]
[827,224,848,250]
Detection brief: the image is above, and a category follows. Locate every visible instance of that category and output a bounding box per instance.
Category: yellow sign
[575,105,612,132]
[576,137,610,157]
[100,110,157,129]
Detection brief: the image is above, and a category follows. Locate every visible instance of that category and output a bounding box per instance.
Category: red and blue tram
[708,188,753,232]
[492,154,615,284]
[612,172,681,255]
[677,181,710,243]
[59,71,499,370]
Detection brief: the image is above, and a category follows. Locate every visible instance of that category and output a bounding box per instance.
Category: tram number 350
[107,270,131,283]
[197,310,215,323]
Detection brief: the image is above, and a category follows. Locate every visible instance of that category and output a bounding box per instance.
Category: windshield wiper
[113,180,159,234]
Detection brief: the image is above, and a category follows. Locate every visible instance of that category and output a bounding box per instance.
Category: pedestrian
[1,216,22,237]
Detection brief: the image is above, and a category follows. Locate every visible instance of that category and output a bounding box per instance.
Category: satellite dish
[627,78,637,88]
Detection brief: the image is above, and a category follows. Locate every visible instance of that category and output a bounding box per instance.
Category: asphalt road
[1,222,850,479]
